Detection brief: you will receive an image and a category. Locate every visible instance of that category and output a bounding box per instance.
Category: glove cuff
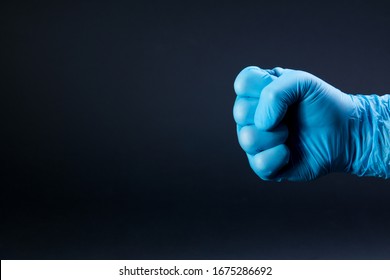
[348,94,390,179]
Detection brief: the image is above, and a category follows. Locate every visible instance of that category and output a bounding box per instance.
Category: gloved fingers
[233,97,258,126]
[247,144,290,180]
[238,124,288,155]
[255,70,306,130]
[234,66,276,98]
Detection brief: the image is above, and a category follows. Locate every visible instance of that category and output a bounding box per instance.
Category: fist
[233,66,356,182]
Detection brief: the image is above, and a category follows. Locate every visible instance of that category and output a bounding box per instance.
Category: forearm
[348,94,390,178]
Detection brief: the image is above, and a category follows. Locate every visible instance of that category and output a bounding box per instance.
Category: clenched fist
[233,66,390,181]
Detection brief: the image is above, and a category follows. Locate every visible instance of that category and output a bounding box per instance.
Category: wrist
[347,94,390,178]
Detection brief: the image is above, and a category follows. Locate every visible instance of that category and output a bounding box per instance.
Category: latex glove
[233,66,390,181]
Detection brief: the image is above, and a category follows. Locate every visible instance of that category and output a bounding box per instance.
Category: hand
[233,66,359,181]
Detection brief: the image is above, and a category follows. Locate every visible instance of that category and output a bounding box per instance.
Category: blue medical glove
[233,66,390,181]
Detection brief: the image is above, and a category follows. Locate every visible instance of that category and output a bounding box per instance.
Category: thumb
[254,69,304,130]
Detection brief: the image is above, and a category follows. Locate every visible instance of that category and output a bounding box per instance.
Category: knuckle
[233,99,245,123]
[252,154,270,176]
[233,98,256,125]
[238,126,256,153]
[253,156,266,173]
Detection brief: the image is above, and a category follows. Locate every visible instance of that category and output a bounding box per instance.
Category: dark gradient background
[1,0,390,259]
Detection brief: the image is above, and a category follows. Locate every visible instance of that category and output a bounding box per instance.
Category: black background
[1,0,390,259]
